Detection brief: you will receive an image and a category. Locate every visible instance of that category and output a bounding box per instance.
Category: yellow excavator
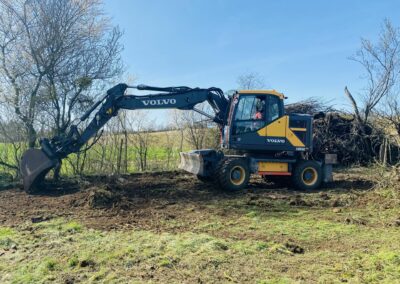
[20,83,336,193]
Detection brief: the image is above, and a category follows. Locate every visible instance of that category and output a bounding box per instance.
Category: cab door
[228,94,269,150]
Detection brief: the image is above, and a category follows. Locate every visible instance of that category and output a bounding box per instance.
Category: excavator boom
[20,83,229,192]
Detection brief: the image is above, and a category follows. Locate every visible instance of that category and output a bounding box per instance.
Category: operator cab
[223,89,311,153]
[223,90,284,150]
[231,90,284,135]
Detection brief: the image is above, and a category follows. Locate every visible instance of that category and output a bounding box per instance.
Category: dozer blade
[179,151,205,176]
[20,149,58,192]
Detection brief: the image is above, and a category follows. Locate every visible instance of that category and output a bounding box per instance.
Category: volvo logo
[142,99,177,106]
[266,138,285,144]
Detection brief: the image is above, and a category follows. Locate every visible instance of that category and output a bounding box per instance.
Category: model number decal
[266,138,285,144]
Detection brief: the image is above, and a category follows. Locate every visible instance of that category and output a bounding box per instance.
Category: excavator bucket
[20,149,58,192]
[179,151,206,176]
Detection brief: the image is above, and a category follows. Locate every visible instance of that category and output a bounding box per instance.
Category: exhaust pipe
[20,149,58,192]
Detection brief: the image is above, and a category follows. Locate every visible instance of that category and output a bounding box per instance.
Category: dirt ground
[0,170,373,232]
[0,168,400,283]
[2,169,400,283]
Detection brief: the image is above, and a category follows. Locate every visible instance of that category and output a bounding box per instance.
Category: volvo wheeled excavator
[20,83,336,193]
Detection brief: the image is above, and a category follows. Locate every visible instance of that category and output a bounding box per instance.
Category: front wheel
[216,158,250,191]
[291,160,322,191]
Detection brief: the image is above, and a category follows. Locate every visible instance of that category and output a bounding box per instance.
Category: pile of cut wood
[286,100,400,165]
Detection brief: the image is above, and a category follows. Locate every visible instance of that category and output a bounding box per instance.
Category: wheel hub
[232,170,241,180]
[302,167,317,186]
[230,166,245,185]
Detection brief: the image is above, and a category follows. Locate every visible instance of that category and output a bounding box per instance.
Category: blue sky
[104,0,400,109]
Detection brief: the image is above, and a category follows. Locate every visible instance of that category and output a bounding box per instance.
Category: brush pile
[285,99,400,165]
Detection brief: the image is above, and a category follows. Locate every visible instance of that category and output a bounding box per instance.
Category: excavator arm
[20,83,229,191]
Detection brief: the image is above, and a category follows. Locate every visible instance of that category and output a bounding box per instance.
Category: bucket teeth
[20,149,58,192]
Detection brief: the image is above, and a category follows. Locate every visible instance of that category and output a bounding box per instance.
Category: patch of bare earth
[0,170,373,234]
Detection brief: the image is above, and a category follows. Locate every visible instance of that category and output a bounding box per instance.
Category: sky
[103,0,400,118]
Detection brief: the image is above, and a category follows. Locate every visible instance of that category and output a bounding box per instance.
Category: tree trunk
[124,130,128,173]
[117,138,123,174]
[27,124,37,148]
[80,150,87,174]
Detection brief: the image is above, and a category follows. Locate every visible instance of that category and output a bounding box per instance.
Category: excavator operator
[254,96,265,120]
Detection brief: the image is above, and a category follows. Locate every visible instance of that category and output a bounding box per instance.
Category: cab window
[234,96,256,120]
[233,95,266,135]
[268,95,280,122]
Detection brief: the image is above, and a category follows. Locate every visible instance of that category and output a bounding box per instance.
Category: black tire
[291,160,322,191]
[216,158,250,191]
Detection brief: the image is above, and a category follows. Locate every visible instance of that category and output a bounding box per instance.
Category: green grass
[1,200,399,284]
[0,227,16,249]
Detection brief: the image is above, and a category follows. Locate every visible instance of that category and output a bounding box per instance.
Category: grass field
[0,129,203,176]
[0,167,399,283]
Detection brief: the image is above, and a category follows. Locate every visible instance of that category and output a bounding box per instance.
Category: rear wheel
[292,160,322,190]
[216,158,250,191]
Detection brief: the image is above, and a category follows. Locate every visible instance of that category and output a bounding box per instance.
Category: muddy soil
[0,171,373,232]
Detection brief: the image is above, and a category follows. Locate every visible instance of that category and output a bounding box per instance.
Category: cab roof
[238,89,285,99]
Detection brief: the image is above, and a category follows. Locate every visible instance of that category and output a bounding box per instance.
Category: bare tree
[162,130,175,170]
[345,19,400,163]
[384,93,400,136]
[170,110,185,152]
[237,72,266,90]
[346,19,399,126]
[0,104,27,176]
[0,0,123,149]
[126,111,154,172]
[182,111,208,150]
[170,104,213,150]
